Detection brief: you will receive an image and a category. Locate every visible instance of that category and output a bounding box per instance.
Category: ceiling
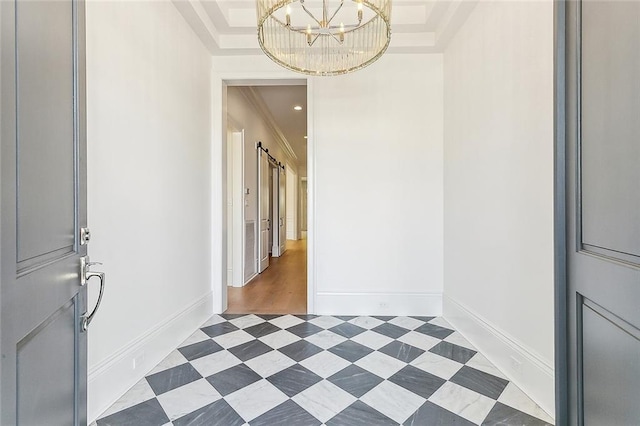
[173,0,478,55]
[253,85,308,175]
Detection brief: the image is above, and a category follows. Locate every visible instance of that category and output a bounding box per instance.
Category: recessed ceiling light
[294,105,303,111]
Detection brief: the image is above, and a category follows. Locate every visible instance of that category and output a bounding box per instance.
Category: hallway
[227,240,307,315]
[95,314,553,425]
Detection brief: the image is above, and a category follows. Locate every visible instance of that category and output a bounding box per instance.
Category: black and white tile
[96,315,554,426]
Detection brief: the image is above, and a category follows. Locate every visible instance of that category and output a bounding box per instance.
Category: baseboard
[443,296,555,420]
[88,292,213,423]
[315,292,442,316]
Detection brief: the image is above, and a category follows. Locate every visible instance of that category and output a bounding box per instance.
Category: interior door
[1,0,92,424]
[258,149,270,273]
[271,167,280,257]
[564,1,640,424]
[278,167,286,255]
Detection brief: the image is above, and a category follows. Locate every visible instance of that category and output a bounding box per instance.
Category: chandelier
[257,0,392,76]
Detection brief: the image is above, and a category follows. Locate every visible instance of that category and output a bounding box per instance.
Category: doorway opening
[222,83,308,315]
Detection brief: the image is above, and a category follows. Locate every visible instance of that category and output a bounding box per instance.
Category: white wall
[442,0,555,417]
[313,55,444,315]
[86,1,212,421]
[213,54,444,316]
[286,166,298,240]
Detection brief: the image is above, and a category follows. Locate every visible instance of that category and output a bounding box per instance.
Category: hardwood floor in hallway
[226,239,307,314]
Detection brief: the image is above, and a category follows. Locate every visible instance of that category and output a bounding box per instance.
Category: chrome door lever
[80,257,106,331]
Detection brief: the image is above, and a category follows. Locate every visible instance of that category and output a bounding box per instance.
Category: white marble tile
[397,331,441,351]
[465,353,508,380]
[148,350,189,375]
[299,351,351,378]
[212,330,255,349]
[201,315,226,327]
[347,316,385,329]
[292,380,357,422]
[229,314,265,329]
[360,380,426,424]
[305,330,347,349]
[410,351,464,380]
[354,351,406,379]
[428,381,496,424]
[157,378,221,421]
[190,350,242,377]
[428,317,453,329]
[308,316,344,329]
[498,382,555,423]
[179,329,210,347]
[258,329,300,349]
[100,379,156,417]
[245,350,296,378]
[268,315,304,329]
[225,379,288,422]
[388,317,424,330]
[350,330,394,350]
[444,331,477,350]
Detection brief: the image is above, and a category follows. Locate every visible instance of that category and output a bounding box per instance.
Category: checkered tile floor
[95,315,554,426]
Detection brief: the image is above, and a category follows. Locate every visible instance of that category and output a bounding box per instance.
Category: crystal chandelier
[257,0,392,76]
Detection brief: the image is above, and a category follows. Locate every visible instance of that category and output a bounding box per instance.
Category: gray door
[1,0,101,424]
[564,1,640,424]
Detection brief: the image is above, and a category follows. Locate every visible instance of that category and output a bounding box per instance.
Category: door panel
[565,1,640,424]
[258,150,270,272]
[279,167,286,255]
[16,0,76,265]
[1,0,88,424]
[580,0,640,262]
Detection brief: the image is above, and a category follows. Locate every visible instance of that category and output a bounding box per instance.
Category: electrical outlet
[510,355,523,374]
[379,302,389,309]
[133,352,145,370]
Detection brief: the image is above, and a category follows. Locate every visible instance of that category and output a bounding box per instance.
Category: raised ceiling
[173,0,478,55]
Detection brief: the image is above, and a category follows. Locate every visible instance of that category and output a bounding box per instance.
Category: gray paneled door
[564,1,640,424]
[1,0,99,424]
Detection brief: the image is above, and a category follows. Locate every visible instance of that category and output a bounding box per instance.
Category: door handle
[80,258,106,332]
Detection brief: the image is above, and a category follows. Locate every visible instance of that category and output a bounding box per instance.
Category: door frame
[212,74,315,314]
[553,0,568,424]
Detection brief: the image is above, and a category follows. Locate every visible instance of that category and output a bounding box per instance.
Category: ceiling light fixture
[294,105,303,111]
[257,0,392,76]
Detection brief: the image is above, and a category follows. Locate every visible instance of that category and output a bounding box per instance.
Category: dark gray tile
[201,322,240,338]
[178,339,223,361]
[173,399,244,426]
[379,341,425,363]
[258,314,282,320]
[251,400,321,426]
[220,314,248,320]
[326,401,398,426]
[278,340,324,362]
[329,322,367,338]
[450,366,509,400]
[295,314,319,320]
[286,322,324,338]
[414,323,455,339]
[387,365,446,399]
[335,316,357,321]
[482,402,552,426]
[372,316,396,322]
[244,322,281,338]
[429,341,477,364]
[146,363,202,395]
[206,364,261,396]
[328,341,374,362]
[410,316,436,323]
[266,364,322,397]
[371,323,410,339]
[327,365,383,398]
[96,398,169,426]
[228,339,272,362]
[405,401,475,426]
